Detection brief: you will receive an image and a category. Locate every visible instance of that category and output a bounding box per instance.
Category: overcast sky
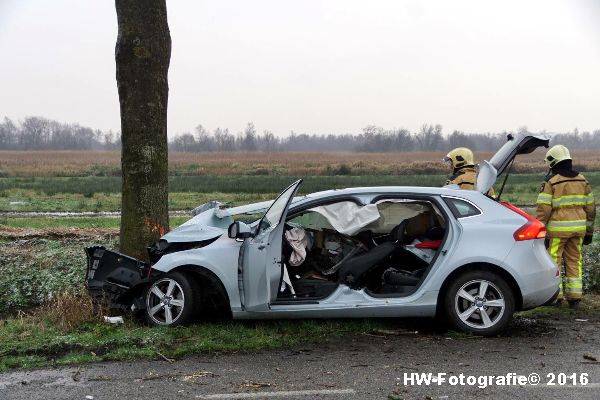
[1,0,599,137]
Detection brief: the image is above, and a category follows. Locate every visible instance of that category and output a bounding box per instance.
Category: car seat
[337,219,410,286]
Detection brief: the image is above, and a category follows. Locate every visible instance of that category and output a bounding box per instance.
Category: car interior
[277,198,447,301]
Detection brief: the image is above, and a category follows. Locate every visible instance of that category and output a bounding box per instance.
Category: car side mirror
[228,221,253,239]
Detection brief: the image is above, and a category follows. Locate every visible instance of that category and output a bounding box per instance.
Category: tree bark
[115,0,171,260]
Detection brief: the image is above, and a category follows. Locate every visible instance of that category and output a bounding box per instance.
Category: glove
[544,238,550,249]
[583,234,593,246]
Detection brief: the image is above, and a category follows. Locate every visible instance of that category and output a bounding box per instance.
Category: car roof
[214,185,489,218]
[299,185,485,203]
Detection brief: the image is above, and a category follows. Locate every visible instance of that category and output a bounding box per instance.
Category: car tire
[443,270,515,336]
[144,272,199,327]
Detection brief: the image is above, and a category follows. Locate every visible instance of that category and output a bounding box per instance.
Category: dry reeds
[35,291,106,330]
[2,150,599,177]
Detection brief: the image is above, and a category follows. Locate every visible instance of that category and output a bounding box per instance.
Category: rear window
[443,197,481,218]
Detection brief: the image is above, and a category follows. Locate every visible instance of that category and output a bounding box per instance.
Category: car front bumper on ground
[85,246,159,311]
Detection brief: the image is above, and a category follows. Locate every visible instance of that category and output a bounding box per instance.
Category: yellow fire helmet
[444,147,475,169]
[544,144,571,168]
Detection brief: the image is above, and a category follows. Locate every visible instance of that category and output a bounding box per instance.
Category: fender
[150,235,243,310]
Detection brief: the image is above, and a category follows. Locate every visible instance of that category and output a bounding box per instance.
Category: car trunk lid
[476,133,550,194]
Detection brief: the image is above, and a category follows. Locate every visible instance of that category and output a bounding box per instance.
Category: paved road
[2,316,600,400]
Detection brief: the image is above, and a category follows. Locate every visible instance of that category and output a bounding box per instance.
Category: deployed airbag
[284,227,313,266]
[308,201,380,236]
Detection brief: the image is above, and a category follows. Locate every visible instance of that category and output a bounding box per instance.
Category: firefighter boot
[554,299,563,307]
[568,299,580,310]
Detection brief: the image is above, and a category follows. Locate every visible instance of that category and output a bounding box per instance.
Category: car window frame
[256,180,302,236]
[442,196,483,219]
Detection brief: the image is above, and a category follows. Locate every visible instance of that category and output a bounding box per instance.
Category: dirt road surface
[1,316,600,400]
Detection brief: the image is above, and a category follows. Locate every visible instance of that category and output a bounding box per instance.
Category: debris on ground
[155,351,175,364]
[181,371,218,382]
[240,381,275,389]
[103,316,124,325]
[72,367,82,382]
[368,329,418,337]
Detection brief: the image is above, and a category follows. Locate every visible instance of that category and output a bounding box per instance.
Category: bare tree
[242,122,257,151]
[0,117,17,149]
[115,0,171,260]
[415,124,444,151]
[195,124,212,151]
[447,130,474,150]
[19,116,50,150]
[171,132,195,152]
[261,130,278,151]
[219,128,235,151]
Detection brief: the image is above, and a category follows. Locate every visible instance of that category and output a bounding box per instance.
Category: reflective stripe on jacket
[536,173,595,238]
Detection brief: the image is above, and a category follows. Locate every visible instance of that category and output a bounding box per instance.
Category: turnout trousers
[548,236,584,301]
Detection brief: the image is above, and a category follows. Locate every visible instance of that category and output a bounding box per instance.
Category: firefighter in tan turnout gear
[536,145,595,308]
[444,147,495,196]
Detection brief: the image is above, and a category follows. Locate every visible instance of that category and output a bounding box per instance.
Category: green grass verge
[0,317,399,373]
[1,296,599,373]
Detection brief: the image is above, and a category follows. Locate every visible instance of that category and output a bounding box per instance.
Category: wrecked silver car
[86,134,559,335]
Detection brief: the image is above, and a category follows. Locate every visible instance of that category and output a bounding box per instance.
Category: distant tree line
[2,116,600,152]
[172,123,600,153]
[0,116,120,150]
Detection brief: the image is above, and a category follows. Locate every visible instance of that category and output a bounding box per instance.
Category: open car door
[239,179,303,311]
[476,133,550,194]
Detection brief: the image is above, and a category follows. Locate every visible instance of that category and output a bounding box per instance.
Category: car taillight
[501,201,546,241]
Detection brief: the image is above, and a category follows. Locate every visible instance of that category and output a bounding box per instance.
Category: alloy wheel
[146,278,186,325]
[454,279,506,330]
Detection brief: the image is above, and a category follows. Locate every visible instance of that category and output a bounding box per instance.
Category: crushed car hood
[160,222,226,243]
[160,206,233,243]
[162,197,304,243]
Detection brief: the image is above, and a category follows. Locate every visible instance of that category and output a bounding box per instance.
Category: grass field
[2,151,599,214]
[3,172,600,213]
[0,189,276,212]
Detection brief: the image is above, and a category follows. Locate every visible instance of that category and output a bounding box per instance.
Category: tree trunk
[115,0,171,260]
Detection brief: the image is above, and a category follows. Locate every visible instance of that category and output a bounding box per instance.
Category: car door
[476,133,550,194]
[239,179,302,311]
